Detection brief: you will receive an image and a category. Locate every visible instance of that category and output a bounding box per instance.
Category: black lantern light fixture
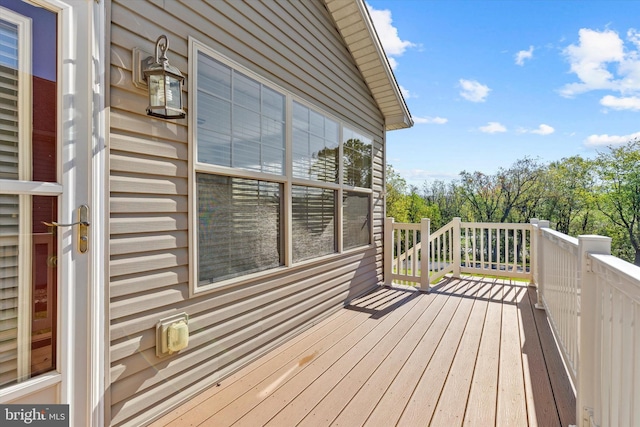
[143,35,186,119]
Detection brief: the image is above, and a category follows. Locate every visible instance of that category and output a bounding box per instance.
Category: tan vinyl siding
[108,0,385,425]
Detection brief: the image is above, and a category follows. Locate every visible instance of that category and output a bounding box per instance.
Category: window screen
[343,191,371,249]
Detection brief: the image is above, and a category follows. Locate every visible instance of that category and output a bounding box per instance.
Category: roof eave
[324,0,413,131]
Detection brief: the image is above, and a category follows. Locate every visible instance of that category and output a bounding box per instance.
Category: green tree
[422,180,465,228]
[385,164,409,223]
[458,158,545,223]
[595,140,640,265]
[542,156,595,234]
[407,186,441,225]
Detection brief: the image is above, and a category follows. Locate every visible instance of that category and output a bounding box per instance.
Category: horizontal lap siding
[109,1,385,426]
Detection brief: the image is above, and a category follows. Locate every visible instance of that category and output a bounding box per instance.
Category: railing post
[577,235,611,427]
[534,220,550,310]
[420,218,430,292]
[384,217,394,286]
[452,217,461,278]
[529,219,538,287]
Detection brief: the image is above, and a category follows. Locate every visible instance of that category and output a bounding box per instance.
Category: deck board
[497,284,528,426]
[429,280,491,426]
[396,279,482,426]
[323,279,460,427]
[519,287,562,427]
[463,279,502,426]
[149,277,576,427]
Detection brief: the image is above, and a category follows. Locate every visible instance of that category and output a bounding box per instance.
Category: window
[343,191,371,249]
[196,51,285,175]
[343,127,372,188]
[191,39,374,292]
[292,102,339,183]
[197,174,282,284]
[292,186,336,262]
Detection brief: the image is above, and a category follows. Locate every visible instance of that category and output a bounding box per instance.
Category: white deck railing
[385,217,640,427]
[384,217,532,291]
[575,245,640,427]
[533,224,580,384]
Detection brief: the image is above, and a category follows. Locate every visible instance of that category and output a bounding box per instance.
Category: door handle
[42,220,90,227]
[42,205,90,253]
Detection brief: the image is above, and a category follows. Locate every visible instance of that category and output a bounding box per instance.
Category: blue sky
[366,0,640,188]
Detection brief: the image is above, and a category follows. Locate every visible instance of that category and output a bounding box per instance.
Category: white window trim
[188,37,375,296]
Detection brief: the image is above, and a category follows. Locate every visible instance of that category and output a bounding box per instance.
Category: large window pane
[343,191,370,249]
[292,186,336,262]
[292,102,339,183]
[233,72,260,111]
[198,51,231,100]
[197,53,285,175]
[197,174,282,284]
[343,128,372,188]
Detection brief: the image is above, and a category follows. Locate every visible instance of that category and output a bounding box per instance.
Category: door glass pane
[0,0,57,183]
[0,1,58,388]
[0,195,57,387]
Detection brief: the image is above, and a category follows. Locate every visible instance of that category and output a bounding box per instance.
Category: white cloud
[414,116,448,124]
[531,124,555,135]
[600,95,640,111]
[479,122,507,133]
[367,3,416,70]
[627,28,640,49]
[515,46,534,66]
[399,85,411,99]
[400,168,458,184]
[584,130,640,147]
[459,79,491,102]
[560,28,640,97]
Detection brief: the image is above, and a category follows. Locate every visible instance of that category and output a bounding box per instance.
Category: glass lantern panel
[148,74,165,107]
[167,76,182,110]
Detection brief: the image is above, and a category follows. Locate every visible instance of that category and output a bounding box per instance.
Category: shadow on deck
[150,276,576,427]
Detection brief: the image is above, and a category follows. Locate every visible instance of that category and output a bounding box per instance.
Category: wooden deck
[150,277,575,427]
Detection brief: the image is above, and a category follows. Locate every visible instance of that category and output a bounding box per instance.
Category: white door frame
[0,0,107,425]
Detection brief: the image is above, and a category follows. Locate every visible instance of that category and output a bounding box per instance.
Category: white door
[0,0,105,425]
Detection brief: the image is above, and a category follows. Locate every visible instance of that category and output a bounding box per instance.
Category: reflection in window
[343,128,372,188]
[292,102,339,183]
